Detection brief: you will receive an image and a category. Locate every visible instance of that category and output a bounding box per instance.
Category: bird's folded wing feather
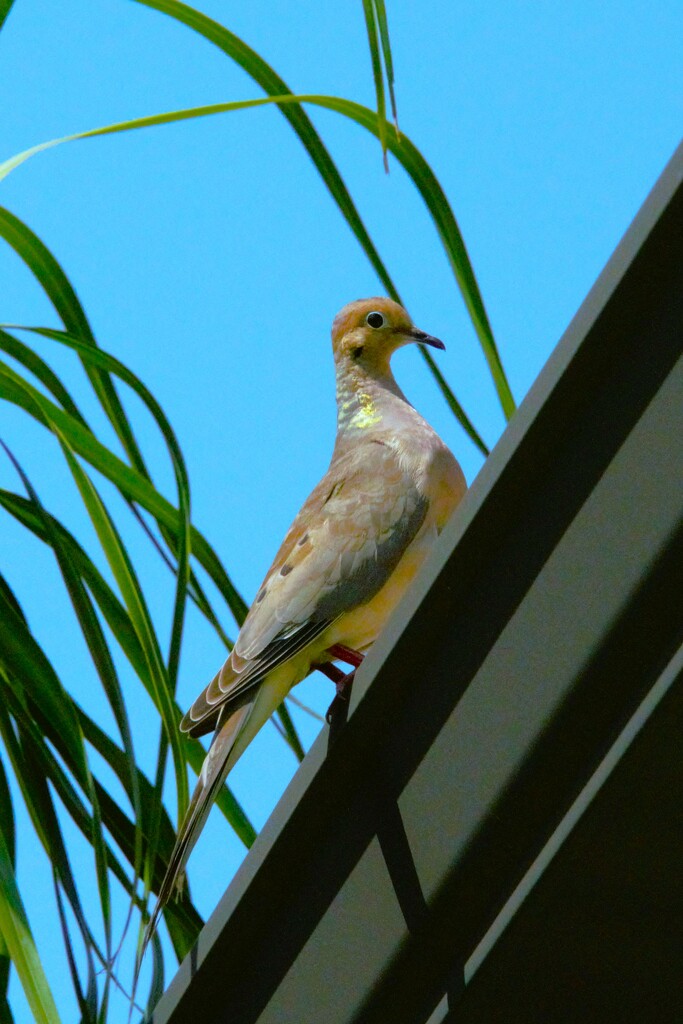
[181,441,427,736]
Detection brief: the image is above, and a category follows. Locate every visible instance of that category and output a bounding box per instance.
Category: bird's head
[331,297,445,373]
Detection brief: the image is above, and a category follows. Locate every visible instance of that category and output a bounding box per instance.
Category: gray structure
[152,142,683,1024]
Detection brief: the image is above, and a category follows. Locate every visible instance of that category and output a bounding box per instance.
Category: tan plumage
[145,297,466,944]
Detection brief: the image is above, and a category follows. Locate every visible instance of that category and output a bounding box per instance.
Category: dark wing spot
[324,480,345,505]
[256,588,267,603]
[280,563,293,577]
[297,532,309,546]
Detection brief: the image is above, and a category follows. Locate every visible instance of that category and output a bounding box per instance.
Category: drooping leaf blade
[0,703,100,1019]
[127,0,507,423]
[0,754,14,1021]
[0,94,496,446]
[0,358,248,622]
[0,0,16,33]
[6,324,305,760]
[0,490,257,847]
[0,208,148,475]
[0,329,88,426]
[374,0,398,126]
[0,827,61,1024]
[361,0,389,170]
[0,562,89,783]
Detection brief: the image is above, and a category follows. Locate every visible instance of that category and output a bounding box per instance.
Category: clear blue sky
[0,0,681,1018]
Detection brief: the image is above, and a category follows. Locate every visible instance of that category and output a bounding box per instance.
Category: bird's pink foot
[314,646,363,739]
[325,668,356,733]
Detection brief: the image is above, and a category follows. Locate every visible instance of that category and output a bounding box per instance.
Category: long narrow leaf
[0,755,14,1022]
[0,323,225,647]
[0,563,88,782]
[374,0,398,126]
[0,209,148,475]
[0,494,151,684]
[10,482,144,859]
[0,489,231,668]
[11,326,303,759]
[7,327,192,689]
[0,0,16,33]
[52,879,98,1024]
[0,460,254,851]
[57,441,189,827]
[2,408,186,853]
[2,461,119,974]
[132,0,397,296]
[0,705,100,1019]
[0,675,203,962]
[129,0,509,422]
[0,828,61,1024]
[0,492,257,846]
[361,0,389,170]
[5,326,193,878]
[0,95,495,445]
[0,329,88,425]
[0,0,498,436]
[0,359,248,623]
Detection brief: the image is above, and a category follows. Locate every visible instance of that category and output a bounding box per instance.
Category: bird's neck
[334,361,412,436]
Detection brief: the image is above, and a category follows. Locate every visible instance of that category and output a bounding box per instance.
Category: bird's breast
[421,444,467,531]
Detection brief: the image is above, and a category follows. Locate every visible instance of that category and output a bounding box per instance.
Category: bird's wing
[181,440,427,736]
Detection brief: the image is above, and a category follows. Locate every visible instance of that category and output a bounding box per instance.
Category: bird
[145,296,466,944]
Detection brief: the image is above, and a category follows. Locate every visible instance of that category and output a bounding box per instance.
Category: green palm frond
[0,2,510,1017]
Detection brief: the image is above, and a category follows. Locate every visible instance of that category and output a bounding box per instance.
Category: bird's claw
[325,669,356,728]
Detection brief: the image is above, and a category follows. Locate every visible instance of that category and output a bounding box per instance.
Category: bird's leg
[313,660,354,714]
[318,646,364,740]
[314,661,346,685]
[318,645,364,712]
[326,643,364,669]
[314,646,364,739]
[325,669,356,725]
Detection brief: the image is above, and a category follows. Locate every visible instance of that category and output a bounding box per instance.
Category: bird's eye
[366,311,385,329]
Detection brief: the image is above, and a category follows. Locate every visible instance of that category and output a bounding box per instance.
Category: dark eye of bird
[366,311,384,329]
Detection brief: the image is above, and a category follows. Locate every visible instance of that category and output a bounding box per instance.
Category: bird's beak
[410,328,446,351]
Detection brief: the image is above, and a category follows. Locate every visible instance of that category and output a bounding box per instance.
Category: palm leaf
[0,489,257,848]
[0,561,89,782]
[0,755,14,1024]
[2,322,303,758]
[0,209,148,475]
[0,4,515,1015]
[0,95,498,445]
[0,702,100,1021]
[0,452,117,982]
[0,0,15,33]
[129,0,510,421]
[361,0,389,170]
[0,0,500,439]
[373,0,398,126]
[0,356,246,622]
[0,806,61,1024]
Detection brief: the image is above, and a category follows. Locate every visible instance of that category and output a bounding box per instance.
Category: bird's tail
[139,699,253,965]
[137,665,296,986]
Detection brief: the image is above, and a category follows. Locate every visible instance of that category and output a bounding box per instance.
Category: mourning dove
[146,296,466,941]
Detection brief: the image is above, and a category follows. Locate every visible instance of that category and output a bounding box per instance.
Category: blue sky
[0,0,681,1018]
